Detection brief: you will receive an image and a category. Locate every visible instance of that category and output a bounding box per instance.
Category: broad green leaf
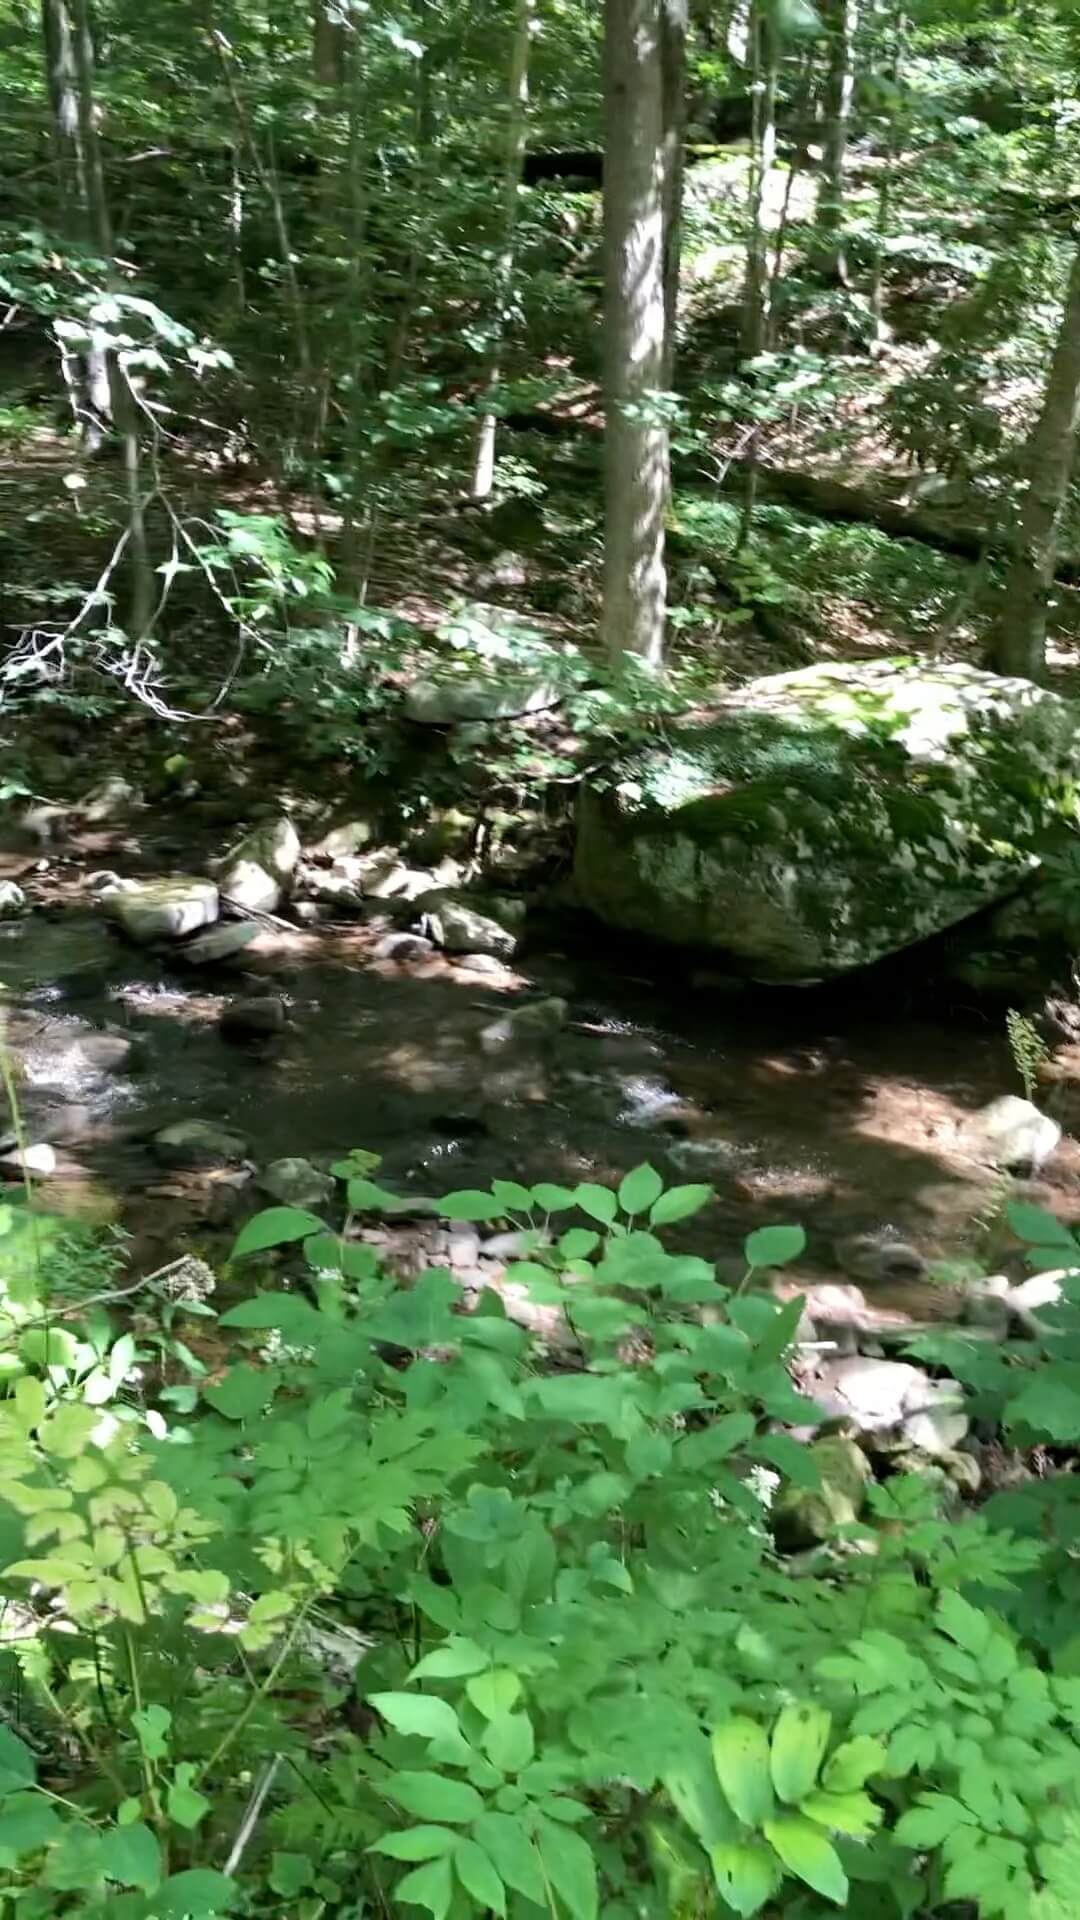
[167,1767,211,1830]
[744,1225,806,1270]
[348,1178,408,1211]
[936,1591,993,1656]
[0,1726,35,1793]
[269,1853,315,1896]
[0,1795,61,1853]
[799,1791,881,1837]
[535,1817,597,1920]
[618,1165,664,1216]
[454,1835,506,1914]
[710,1842,781,1917]
[770,1702,831,1804]
[99,1822,162,1893]
[559,1228,600,1260]
[763,1816,847,1903]
[230,1207,325,1259]
[153,1869,237,1917]
[821,1737,885,1793]
[202,1364,278,1422]
[712,1718,774,1826]
[440,1190,504,1222]
[411,1639,491,1681]
[893,1796,974,1849]
[483,1710,534,1775]
[369,1829,459,1861]
[384,1773,485,1824]
[664,1736,738,1851]
[649,1184,712,1226]
[467,1670,522,1719]
[218,1294,321,1336]
[1006,1202,1074,1248]
[395,1855,454,1919]
[471,1811,546,1904]
[370,1693,464,1746]
[575,1183,618,1226]
[531,1183,576,1212]
[492,1180,533,1213]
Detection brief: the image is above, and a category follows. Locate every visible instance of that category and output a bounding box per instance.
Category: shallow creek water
[2,843,1080,1290]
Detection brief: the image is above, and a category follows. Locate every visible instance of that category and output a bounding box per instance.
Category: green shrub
[1,1169,1080,1918]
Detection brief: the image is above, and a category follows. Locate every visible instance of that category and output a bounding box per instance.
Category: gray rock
[405,672,562,726]
[0,1142,57,1177]
[454,952,513,978]
[221,995,287,1037]
[257,1157,333,1209]
[77,776,139,823]
[0,882,26,918]
[835,1233,927,1285]
[103,877,219,944]
[154,1120,249,1169]
[959,1095,1061,1173]
[178,921,261,966]
[312,820,376,860]
[575,659,1080,981]
[813,1355,967,1452]
[304,872,366,911]
[373,932,436,963]
[419,893,519,958]
[480,997,568,1054]
[219,817,300,913]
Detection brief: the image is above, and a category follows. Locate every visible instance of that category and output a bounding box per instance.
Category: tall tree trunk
[660,0,687,390]
[814,0,858,278]
[989,244,1080,681]
[602,0,669,664]
[313,0,345,86]
[869,2,904,338]
[70,0,153,640]
[40,0,110,439]
[470,0,534,502]
[742,0,777,359]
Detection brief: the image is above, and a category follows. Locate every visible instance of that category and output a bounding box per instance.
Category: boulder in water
[419,892,520,958]
[257,1157,333,1209]
[575,660,1080,981]
[0,882,26,918]
[103,877,218,943]
[959,1095,1061,1173]
[219,817,300,912]
[154,1120,249,1168]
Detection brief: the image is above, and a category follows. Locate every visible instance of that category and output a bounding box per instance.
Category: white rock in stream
[103,877,219,943]
[813,1356,968,1454]
[960,1095,1061,1173]
[0,881,26,918]
[219,817,300,912]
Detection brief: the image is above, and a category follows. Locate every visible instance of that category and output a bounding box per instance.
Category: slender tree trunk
[742,0,777,359]
[313,0,345,85]
[660,0,687,390]
[602,0,669,664]
[70,0,153,640]
[815,0,858,279]
[470,0,534,501]
[41,0,110,439]
[870,4,904,338]
[989,244,1080,681]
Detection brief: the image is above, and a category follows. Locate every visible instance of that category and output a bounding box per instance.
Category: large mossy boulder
[575,660,1080,982]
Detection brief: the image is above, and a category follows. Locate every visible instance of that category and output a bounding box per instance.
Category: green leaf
[1006,1202,1074,1248]
[559,1228,600,1260]
[454,1835,507,1914]
[664,1736,738,1851]
[483,1711,534,1775]
[395,1855,454,1919]
[712,1718,774,1826]
[0,1794,61,1853]
[575,1183,617,1226]
[371,1693,465,1746]
[384,1773,485,1824]
[440,1190,504,1222]
[531,1184,576,1212]
[218,1294,321,1335]
[893,1796,974,1849]
[467,1670,522,1719]
[411,1639,491,1681]
[153,1869,237,1917]
[749,1295,806,1371]
[202,1364,278,1421]
[936,1591,992,1655]
[491,1180,533,1213]
[471,1812,546,1905]
[649,1184,712,1226]
[744,1225,806,1270]
[618,1165,664,1216]
[231,1207,325,1259]
[770,1702,831,1804]
[710,1842,781,1917]
[347,1177,407,1211]
[763,1816,847,1903]
[0,1726,35,1793]
[535,1817,598,1920]
[369,1829,460,1861]
[100,1823,162,1893]
[167,1767,211,1830]
[821,1737,885,1793]
[269,1853,315,1896]
[799,1791,881,1837]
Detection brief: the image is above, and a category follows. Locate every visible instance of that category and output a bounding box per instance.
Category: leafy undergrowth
[3,1163,1080,1919]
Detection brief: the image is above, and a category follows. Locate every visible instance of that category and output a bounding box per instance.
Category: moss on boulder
[575,660,1080,981]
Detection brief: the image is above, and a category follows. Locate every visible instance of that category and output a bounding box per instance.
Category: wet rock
[221,994,287,1037]
[405,670,562,726]
[85,870,129,894]
[153,1120,249,1169]
[0,1142,57,1177]
[77,775,140,823]
[103,877,219,944]
[291,899,322,926]
[835,1232,927,1285]
[773,1435,872,1547]
[74,1031,135,1075]
[419,893,519,958]
[312,819,376,860]
[575,659,1080,981]
[0,882,26,918]
[454,952,513,979]
[178,920,261,967]
[373,932,436,963]
[960,1095,1061,1173]
[219,816,300,912]
[304,871,365,911]
[480,996,568,1053]
[813,1355,967,1453]
[257,1157,333,1209]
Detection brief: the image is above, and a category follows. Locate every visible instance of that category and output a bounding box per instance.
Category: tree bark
[313,0,346,86]
[602,0,669,664]
[470,0,534,501]
[40,0,111,438]
[660,0,688,390]
[815,0,858,278]
[742,0,777,359]
[990,242,1080,680]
